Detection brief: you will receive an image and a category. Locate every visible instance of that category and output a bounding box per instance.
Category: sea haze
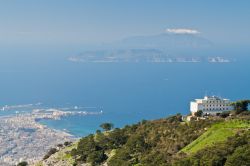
[0,47,250,137]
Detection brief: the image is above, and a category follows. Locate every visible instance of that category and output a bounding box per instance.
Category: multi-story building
[190,96,234,115]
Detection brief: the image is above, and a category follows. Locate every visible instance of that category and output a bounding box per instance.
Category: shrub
[87,150,107,165]
[43,148,58,160]
[219,111,230,118]
[17,161,28,166]
[225,144,250,166]
[64,141,72,146]
[194,110,203,117]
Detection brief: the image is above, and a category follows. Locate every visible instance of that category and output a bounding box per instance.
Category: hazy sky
[0,0,250,46]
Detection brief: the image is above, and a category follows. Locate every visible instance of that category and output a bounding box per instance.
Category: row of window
[203,108,229,111]
[204,104,230,107]
[203,101,228,104]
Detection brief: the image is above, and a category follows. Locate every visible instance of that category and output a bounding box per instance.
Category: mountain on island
[113,33,213,50]
[67,33,233,63]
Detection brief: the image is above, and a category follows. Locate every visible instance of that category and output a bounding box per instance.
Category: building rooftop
[194,96,230,102]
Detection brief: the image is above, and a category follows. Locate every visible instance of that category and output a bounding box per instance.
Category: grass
[181,119,250,154]
[106,149,117,163]
[34,161,43,166]
[55,142,78,161]
[34,142,78,166]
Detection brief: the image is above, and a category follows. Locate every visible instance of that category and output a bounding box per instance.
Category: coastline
[0,112,76,165]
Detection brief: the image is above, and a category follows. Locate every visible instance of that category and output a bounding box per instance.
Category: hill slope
[181,119,250,154]
[37,113,250,166]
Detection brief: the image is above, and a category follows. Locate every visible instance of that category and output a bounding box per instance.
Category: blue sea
[0,47,250,137]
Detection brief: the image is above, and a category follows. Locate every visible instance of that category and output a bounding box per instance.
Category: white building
[190,96,234,115]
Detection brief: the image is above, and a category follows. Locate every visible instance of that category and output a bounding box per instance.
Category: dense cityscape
[0,109,102,165]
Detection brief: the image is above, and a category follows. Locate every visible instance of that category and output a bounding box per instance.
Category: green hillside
[181,119,250,154]
[173,129,250,166]
[38,111,250,166]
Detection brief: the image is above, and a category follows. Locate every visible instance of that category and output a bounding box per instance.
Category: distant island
[68,49,231,63]
[34,99,250,166]
[67,31,234,64]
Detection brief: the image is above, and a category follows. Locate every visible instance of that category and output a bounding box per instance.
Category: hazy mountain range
[69,33,231,63]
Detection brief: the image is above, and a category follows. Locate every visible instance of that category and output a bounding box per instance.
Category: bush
[87,150,107,165]
[219,111,230,118]
[64,141,72,146]
[225,144,250,166]
[194,110,203,117]
[43,148,58,160]
[108,149,132,166]
[17,161,28,166]
[173,130,250,166]
[57,143,63,148]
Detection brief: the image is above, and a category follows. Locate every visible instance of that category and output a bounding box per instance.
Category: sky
[0,0,250,47]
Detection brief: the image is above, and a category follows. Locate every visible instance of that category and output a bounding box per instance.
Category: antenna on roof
[211,91,215,97]
[218,92,222,99]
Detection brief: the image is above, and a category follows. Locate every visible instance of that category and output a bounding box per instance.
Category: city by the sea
[0,47,250,137]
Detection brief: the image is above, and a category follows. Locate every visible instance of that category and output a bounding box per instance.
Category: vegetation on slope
[181,119,250,154]
[68,114,249,165]
[40,100,250,166]
[173,130,250,166]
[36,142,76,166]
[70,114,221,165]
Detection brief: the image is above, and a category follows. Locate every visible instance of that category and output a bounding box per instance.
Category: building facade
[190,96,234,115]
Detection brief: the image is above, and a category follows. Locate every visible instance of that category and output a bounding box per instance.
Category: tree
[225,144,250,166]
[17,161,28,166]
[108,128,128,148]
[87,150,107,165]
[76,135,97,161]
[108,148,132,166]
[100,123,114,131]
[167,113,183,123]
[231,100,250,114]
[71,148,77,156]
[126,134,149,153]
[140,119,147,125]
[194,110,203,117]
[96,129,101,134]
